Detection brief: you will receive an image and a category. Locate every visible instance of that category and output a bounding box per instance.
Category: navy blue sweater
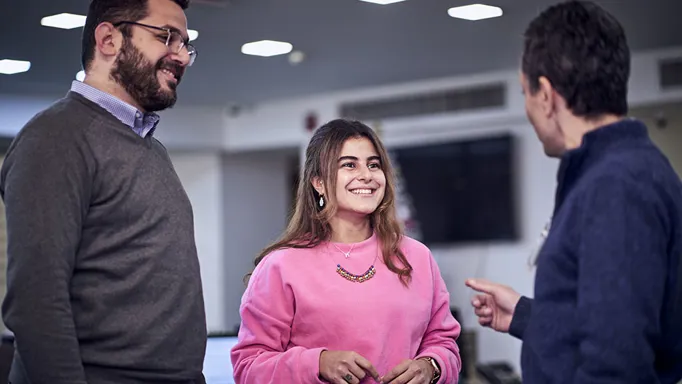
[512,119,682,383]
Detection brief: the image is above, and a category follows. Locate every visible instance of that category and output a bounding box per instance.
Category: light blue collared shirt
[70,81,160,138]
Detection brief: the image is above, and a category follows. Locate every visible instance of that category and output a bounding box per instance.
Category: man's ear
[538,76,556,119]
[311,177,325,195]
[94,22,121,60]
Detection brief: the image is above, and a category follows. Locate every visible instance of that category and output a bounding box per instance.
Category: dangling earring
[319,195,325,208]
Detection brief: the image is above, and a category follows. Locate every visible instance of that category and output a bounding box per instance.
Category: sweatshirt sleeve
[416,253,462,383]
[509,296,533,340]
[0,128,91,383]
[573,177,667,383]
[230,253,326,384]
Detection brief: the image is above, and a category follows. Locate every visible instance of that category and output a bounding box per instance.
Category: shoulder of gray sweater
[4,96,104,173]
[16,95,103,140]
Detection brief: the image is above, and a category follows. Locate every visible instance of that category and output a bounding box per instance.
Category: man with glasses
[0,0,206,383]
[465,1,682,383]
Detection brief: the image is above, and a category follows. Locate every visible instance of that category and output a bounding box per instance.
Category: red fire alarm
[305,112,318,132]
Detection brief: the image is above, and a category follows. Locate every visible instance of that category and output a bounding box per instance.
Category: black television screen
[390,133,518,246]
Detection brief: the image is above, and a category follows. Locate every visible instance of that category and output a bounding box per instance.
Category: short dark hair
[522,0,630,118]
[81,0,190,71]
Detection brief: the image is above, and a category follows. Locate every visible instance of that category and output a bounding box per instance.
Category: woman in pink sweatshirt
[231,119,461,384]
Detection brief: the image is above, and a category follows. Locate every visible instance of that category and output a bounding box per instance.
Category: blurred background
[0,0,680,382]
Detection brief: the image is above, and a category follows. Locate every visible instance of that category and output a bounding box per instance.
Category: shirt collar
[70,80,160,137]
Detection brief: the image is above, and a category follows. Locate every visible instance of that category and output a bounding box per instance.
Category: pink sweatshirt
[231,233,461,383]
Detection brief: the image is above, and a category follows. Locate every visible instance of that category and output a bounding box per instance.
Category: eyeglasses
[113,21,197,66]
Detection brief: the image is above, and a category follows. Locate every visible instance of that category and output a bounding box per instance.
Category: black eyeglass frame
[113,21,197,66]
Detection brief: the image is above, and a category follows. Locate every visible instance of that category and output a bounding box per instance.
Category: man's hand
[465,278,521,333]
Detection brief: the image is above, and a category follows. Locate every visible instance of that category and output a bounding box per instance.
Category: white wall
[154,105,225,150]
[0,92,226,150]
[629,47,682,106]
[0,95,56,137]
[633,101,682,177]
[169,148,297,335]
[170,152,225,332]
[224,46,682,152]
[169,147,297,335]
[221,150,295,331]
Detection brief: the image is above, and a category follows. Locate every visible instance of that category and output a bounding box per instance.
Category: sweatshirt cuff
[300,347,327,384]
[509,296,532,340]
[416,349,456,384]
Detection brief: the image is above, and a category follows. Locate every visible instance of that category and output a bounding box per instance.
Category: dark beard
[110,37,183,112]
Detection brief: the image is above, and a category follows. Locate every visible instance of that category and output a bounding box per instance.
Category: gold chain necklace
[332,243,355,258]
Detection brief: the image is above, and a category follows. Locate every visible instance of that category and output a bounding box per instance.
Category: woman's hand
[319,350,380,384]
[380,358,435,384]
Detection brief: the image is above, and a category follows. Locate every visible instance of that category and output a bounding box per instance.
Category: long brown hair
[247,119,413,285]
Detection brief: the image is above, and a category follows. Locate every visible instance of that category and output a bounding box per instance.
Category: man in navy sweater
[466,1,682,383]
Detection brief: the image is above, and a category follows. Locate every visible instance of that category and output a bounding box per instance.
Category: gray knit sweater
[0,92,207,384]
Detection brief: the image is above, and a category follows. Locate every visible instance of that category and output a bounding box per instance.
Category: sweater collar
[553,118,650,212]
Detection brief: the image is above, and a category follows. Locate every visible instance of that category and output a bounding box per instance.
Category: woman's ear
[311,177,325,195]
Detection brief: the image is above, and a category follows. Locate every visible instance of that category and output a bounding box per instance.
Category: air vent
[193,0,232,7]
[340,83,505,121]
[659,58,682,89]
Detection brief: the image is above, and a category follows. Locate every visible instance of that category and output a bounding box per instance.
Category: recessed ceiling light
[188,29,199,41]
[0,59,31,75]
[241,40,293,57]
[448,4,503,21]
[41,13,87,29]
[76,70,85,81]
[359,0,407,4]
[288,51,305,65]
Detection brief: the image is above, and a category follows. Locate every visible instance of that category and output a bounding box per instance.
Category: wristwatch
[420,356,441,383]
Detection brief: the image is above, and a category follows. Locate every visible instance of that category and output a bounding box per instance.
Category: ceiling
[0,0,679,106]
